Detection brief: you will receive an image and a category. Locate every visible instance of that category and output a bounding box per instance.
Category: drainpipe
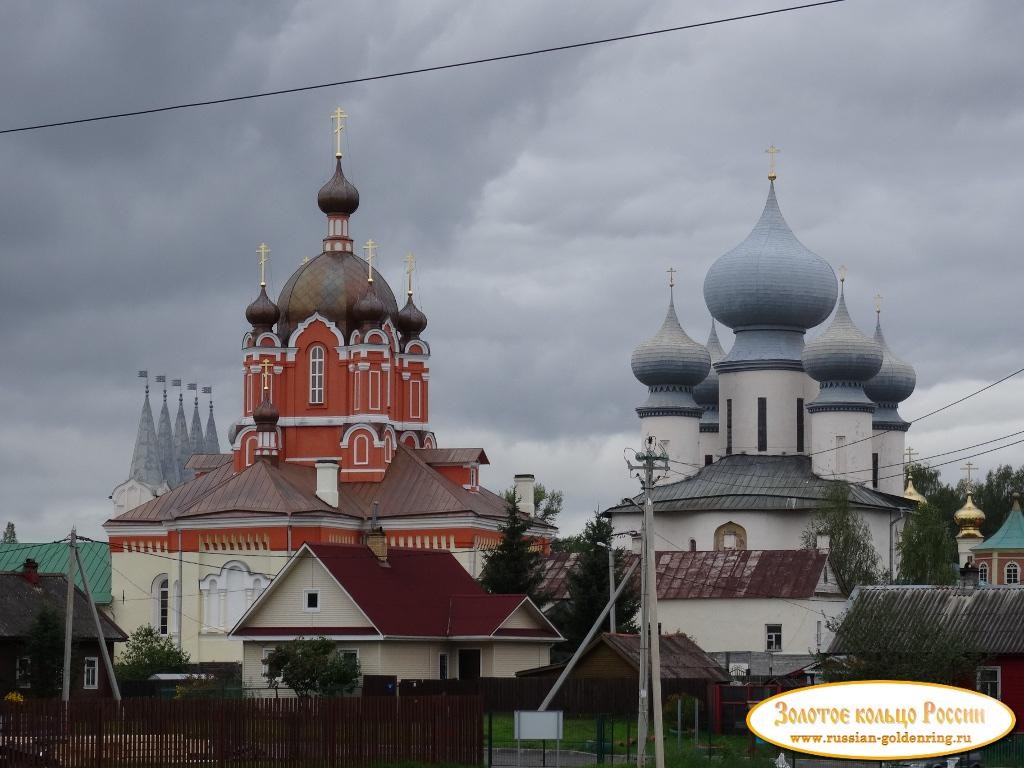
[178,529,184,651]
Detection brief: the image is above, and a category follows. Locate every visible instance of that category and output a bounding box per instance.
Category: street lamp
[594,529,637,633]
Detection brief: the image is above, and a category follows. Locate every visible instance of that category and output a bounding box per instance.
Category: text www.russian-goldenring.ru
[790,732,973,747]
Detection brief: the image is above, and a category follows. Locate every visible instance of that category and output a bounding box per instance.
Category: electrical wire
[0,1,847,136]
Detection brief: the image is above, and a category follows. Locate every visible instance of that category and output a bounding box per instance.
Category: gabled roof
[973,501,1024,552]
[539,549,838,602]
[185,453,231,472]
[606,454,907,515]
[232,543,561,641]
[828,585,1024,655]
[105,444,527,528]
[416,448,489,466]
[0,542,112,604]
[0,572,126,641]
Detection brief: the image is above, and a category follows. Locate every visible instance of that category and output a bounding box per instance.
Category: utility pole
[75,545,121,701]
[608,543,617,633]
[62,528,77,702]
[627,436,668,768]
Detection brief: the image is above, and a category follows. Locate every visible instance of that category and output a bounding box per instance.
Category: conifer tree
[479,494,547,603]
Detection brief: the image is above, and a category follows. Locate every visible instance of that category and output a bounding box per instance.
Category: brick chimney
[22,558,39,585]
[366,527,388,563]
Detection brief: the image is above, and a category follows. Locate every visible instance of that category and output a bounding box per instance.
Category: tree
[820,597,979,684]
[801,482,881,594]
[2,521,16,543]
[480,493,548,603]
[550,534,587,553]
[115,624,190,682]
[533,483,563,525]
[558,512,640,649]
[265,637,360,697]
[24,605,63,698]
[897,500,958,584]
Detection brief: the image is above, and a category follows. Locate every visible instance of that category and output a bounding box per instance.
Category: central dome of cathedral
[703,182,838,331]
[277,254,398,342]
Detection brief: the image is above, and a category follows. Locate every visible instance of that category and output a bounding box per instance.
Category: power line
[0,1,847,136]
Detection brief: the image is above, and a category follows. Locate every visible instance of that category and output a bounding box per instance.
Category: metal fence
[0,695,482,767]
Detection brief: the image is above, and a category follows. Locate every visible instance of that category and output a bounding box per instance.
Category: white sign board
[514,710,563,740]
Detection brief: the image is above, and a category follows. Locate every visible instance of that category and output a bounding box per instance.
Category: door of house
[458,648,481,680]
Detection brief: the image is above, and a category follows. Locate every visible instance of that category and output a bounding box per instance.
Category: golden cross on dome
[905,446,918,465]
[838,265,848,284]
[766,144,780,181]
[666,267,677,289]
[874,293,883,316]
[257,242,270,287]
[331,107,348,158]
[260,359,273,391]
[363,239,377,282]
[962,461,977,487]
[405,252,416,296]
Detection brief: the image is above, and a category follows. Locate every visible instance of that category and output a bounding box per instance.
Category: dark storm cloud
[2,0,1023,539]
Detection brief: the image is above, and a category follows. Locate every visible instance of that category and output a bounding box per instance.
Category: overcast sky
[2,0,1023,542]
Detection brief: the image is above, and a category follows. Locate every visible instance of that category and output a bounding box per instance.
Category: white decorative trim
[397,351,429,363]
[287,312,345,348]
[340,423,382,448]
[233,415,428,429]
[232,425,256,450]
[364,330,389,345]
[254,331,282,347]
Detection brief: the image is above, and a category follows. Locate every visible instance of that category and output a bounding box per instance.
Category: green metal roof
[0,541,112,604]
[973,503,1024,552]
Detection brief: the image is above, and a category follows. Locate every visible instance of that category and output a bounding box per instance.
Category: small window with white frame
[1006,561,1020,585]
[309,345,326,404]
[979,562,989,583]
[766,624,783,651]
[16,656,30,688]
[977,666,1000,699]
[439,652,449,680]
[304,589,320,613]
[262,646,280,683]
[83,657,98,690]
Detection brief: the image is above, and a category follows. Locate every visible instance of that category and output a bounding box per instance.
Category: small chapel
[611,156,916,569]
[104,112,555,664]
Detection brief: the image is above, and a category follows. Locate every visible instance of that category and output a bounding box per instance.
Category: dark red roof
[306,543,560,639]
[539,549,835,601]
[233,626,377,637]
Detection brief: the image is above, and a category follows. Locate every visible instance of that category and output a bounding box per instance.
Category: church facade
[613,169,916,567]
[104,115,554,665]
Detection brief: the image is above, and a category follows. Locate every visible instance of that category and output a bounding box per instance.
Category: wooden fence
[0,696,482,767]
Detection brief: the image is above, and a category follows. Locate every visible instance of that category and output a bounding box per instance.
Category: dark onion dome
[253,393,279,430]
[802,289,883,383]
[317,157,360,216]
[693,322,726,408]
[703,182,838,331]
[276,253,399,341]
[631,298,711,387]
[396,295,428,339]
[245,285,281,333]
[352,281,387,328]
[864,317,917,405]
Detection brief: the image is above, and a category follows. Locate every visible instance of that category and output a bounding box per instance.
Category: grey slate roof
[0,572,127,641]
[703,181,838,333]
[828,585,1024,655]
[607,454,907,515]
[710,651,818,677]
[129,386,163,489]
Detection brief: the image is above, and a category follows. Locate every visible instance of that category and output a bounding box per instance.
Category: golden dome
[954,493,986,539]
[904,478,927,505]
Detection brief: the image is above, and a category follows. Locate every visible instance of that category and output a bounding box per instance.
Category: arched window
[688,538,697,552]
[354,434,370,465]
[204,578,220,630]
[714,522,747,551]
[309,345,325,404]
[978,562,989,583]
[384,433,393,463]
[152,575,170,635]
[1006,561,1020,585]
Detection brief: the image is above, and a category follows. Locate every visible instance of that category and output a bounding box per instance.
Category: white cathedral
[610,172,917,568]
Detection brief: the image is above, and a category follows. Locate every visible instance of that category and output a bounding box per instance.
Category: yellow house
[229,538,561,695]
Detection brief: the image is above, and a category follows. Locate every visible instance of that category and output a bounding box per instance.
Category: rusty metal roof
[106,444,518,527]
[415,448,489,465]
[603,633,731,681]
[539,549,834,602]
[828,585,1024,655]
[185,453,231,472]
[0,572,126,640]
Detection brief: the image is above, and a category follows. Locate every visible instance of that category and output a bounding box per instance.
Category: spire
[188,383,206,458]
[172,379,193,483]
[396,251,428,342]
[203,386,220,454]
[129,372,164,489]
[319,108,359,253]
[155,375,180,487]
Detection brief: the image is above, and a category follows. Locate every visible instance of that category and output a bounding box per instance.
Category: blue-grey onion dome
[802,291,884,382]
[703,182,838,330]
[631,299,711,387]
[864,319,916,404]
[317,157,360,216]
[353,281,386,327]
[245,285,280,333]
[693,322,726,407]
[396,295,428,339]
